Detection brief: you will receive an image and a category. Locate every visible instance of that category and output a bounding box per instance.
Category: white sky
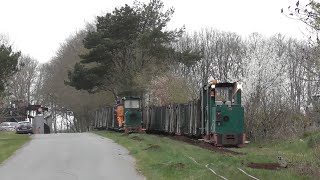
[0,0,309,63]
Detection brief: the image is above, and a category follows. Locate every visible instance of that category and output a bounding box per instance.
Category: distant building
[0,101,51,133]
[0,100,28,123]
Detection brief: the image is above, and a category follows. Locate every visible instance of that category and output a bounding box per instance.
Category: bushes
[245,108,308,142]
[307,133,320,149]
[306,133,320,168]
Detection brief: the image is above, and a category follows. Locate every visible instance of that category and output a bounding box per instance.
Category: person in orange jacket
[116,104,124,127]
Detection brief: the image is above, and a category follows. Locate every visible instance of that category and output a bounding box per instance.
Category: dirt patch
[144,144,160,151]
[169,135,244,155]
[169,162,185,169]
[129,136,143,141]
[247,162,282,170]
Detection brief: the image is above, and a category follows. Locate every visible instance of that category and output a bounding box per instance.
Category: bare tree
[40,28,114,132]
[8,56,38,104]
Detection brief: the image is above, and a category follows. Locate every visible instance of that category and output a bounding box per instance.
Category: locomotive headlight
[237,82,243,90]
[211,84,216,89]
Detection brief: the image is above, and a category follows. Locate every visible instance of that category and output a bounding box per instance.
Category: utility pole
[65,110,69,133]
[53,101,57,134]
[60,116,63,133]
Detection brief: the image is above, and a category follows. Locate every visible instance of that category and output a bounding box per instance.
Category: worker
[116,104,124,128]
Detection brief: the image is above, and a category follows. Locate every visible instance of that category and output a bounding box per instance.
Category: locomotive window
[215,87,232,102]
[124,100,140,109]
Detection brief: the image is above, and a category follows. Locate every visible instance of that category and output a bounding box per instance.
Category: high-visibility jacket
[116,105,124,117]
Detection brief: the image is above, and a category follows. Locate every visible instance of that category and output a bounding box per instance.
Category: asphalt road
[0,133,145,180]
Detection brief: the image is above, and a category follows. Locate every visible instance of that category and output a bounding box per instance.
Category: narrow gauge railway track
[98,128,244,155]
[166,134,245,155]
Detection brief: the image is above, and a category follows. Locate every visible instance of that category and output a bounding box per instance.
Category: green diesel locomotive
[122,97,143,133]
[201,80,245,146]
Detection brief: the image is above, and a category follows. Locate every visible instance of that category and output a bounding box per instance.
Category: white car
[0,122,19,131]
[16,121,33,134]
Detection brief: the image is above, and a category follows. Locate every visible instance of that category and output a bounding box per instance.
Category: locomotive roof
[122,96,140,100]
[202,82,237,89]
[215,82,235,87]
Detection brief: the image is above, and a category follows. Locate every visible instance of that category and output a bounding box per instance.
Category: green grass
[96,131,320,180]
[0,132,31,164]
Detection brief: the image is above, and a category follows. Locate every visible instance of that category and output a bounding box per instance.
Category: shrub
[307,133,320,149]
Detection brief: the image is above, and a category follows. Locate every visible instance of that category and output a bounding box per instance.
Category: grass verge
[0,132,31,164]
[96,131,319,180]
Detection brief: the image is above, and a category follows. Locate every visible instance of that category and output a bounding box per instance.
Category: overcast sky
[0,0,308,63]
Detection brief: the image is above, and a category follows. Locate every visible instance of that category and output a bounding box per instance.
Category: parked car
[16,121,33,134]
[0,122,19,131]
